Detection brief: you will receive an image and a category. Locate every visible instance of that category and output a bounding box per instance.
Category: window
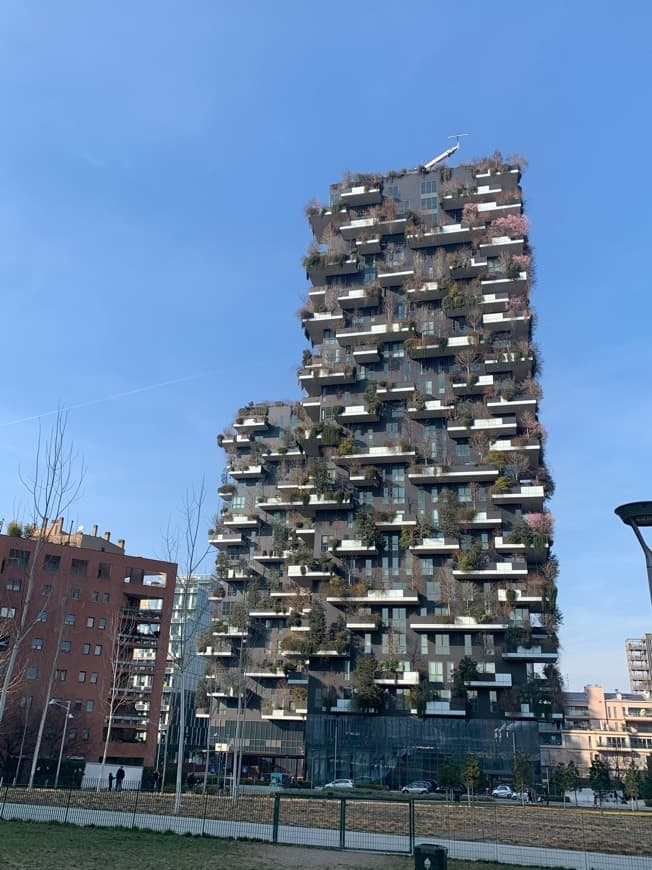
[68,728,77,739]
[64,613,76,625]
[94,644,102,656]
[69,588,81,600]
[420,635,428,655]
[86,700,94,712]
[71,558,88,576]
[434,634,450,655]
[43,554,61,572]
[82,643,90,654]
[32,638,44,650]
[0,607,16,618]
[97,562,111,579]
[91,591,99,602]
[41,583,52,595]
[86,617,95,628]
[458,485,471,503]
[6,578,21,592]
[364,633,372,654]
[464,634,473,656]
[81,729,89,741]
[26,667,39,680]
[37,610,48,622]
[428,661,443,683]
[98,618,106,629]
[60,640,71,653]
[421,195,438,211]
[421,181,437,195]
[90,672,98,684]
[78,671,86,683]
[102,593,110,603]
[55,669,67,681]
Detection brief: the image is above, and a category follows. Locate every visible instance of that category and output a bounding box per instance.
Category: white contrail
[0,373,206,428]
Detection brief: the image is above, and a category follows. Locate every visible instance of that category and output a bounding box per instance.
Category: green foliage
[337,435,355,456]
[589,755,611,801]
[355,505,381,548]
[461,755,482,801]
[6,520,23,537]
[483,449,507,470]
[512,751,533,796]
[438,758,460,796]
[308,599,326,649]
[437,488,460,538]
[409,683,439,718]
[456,539,484,572]
[310,458,331,496]
[452,656,478,697]
[623,760,643,804]
[364,384,384,416]
[352,654,383,712]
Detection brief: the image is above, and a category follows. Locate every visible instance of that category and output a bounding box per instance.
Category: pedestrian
[108,772,114,791]
[187,771,196,792]
[152,770,160,791]
[116,767,125,792]
[593,793,598,808]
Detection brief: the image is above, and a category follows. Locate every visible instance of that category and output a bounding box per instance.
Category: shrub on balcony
[352,654,383,712]
[490,213,530,239]
[355,505,382,548]
[338,435,355,456]
[456,540,485,572]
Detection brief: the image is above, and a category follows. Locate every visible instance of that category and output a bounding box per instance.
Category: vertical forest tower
[208,151,561,785]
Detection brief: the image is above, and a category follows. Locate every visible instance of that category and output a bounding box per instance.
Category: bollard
[414,842,447,870]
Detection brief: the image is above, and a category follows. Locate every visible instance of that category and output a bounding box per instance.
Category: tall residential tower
[207,151,560,785]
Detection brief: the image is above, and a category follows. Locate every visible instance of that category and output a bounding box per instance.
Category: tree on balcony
[355,506,382,549]
[452,656,479,700]
[352,654,383,713]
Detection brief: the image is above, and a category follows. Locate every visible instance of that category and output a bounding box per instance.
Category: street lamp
[48,699,73,789]
[614,501,652,604]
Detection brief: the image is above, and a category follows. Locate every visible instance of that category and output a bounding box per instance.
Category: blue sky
[1,1,650,692]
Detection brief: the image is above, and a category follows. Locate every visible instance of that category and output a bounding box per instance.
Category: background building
[207,151,559,785]
[0,520,175,778]
[626,634,652,694]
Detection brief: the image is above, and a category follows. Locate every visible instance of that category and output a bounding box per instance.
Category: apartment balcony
[375,383,415,399]
[478,236,525,257]
[233,416,268,433]
[223,515,259,529]
[458,511,503,529]
[340,185,382,206]
[355,237,382,255]
[449,256,488,279]
[298,364,357,395]
[229,464,264,479]
[410,537,460,555]
[244,668,286,678]
[481,272,528,295]
[346,617,380,631]
[218,484,235,500]
[378,268,414,287]
[487,396,537,414]
[302,311,346,340]
[352,345,381,364]
[261,708,307,722]
[405,281,446,304]
[374,670,420,686]
[451,374,495,395]
[301,397,322,422]
[377,217,407,236]
[287,565,333,582]
[334,539,379,556]
[338,287,380,309]
[286,670,309,685]
[219,433,254,448]
[406,334,475,360]
[502,646,558,662]
[312,647,351,658]
[492,485,545,508]
[198,645,235,658]
[306,255,360,284]
[249,609,288,619]
[331,698,354,713]
[335,320,412,346]
[482,311,530,338]
[476,201,522,219]
[209,532,245,549]
[410,616,507,632]
[421,700,466,717]
[340,216,377,240]
[406,398,454,419]
[337,445,416,464]
[253,550,290,562]
[214,626,248,639]
[452,560,528,580]
[494,536,548,562]
[264,447,304,462]
[377,514,417,531]
[447,416,517,438]
[208,687,239,699]
[295,525,316,538]
[505,705,536,720]
[304,493,352,511]
[327,588,419,605]
[484,352,533,378]
[465,673,513,689]
[440,186,504,210]
[490,438,540,461]
[407,223,475,248]
[349,469,382,487]
[336,404,379,424]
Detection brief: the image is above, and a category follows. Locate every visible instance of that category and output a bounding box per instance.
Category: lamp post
[13,696,32,785]
[48,699,73,789]
[615,501,652,604]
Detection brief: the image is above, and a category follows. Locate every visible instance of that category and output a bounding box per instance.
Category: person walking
[108,772,114,792]
[115,767,125,792]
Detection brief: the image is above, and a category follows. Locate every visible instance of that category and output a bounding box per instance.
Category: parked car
[322,778,354,789]
[401,781,434,794]
[435,783,466,796]
[492,784,513,798]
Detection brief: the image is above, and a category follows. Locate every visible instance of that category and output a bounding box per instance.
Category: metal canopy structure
[615,501,652,604]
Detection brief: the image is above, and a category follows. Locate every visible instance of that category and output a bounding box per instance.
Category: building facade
[208,152,559,785]
[0,521,175,775]
[541,685,652,782]
[626,634,652,695]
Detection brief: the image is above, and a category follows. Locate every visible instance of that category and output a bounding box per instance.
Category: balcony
[223,515,259,529]
[458,511,503,529]
[492,485,545,508]
[487,396,537,414]
[198,645,235,658]
[376,383,415,399]
[337,445,416,464]
[451,374,495,395]
[421,700,466,717]
[301,397,322,422]
[298,364,356,395]
[477,200,521,219]
[490,438,540,460]
[334,539,379,556]
[340,185,382,206]
[377,514,417,531]
[410,616,507,632]
[405,281,446,304]
[214,626,248,638]
[374,670,420,686]
[407,223,474,249]
[261,708,307,722]
[478,236,524,257]
[484,352,533,378]
[229,464,264,480]
[352,345,381,364]
[219,433,254,448]
[338,287,380,309]
[494,536,548,561]
[452,560,528,580]
[502,646,558,662]
[378,269,414,287]
[465,673,512,689]
[306,255,360,284]
[340,216,377,240]
[346,617,380,631]
[355,237,382,255]
[482,311,530,338]
[233,416,268,433]
[405,334,475,360]
[287,565,333,582]
[408,465,498,485]
[406,399,454,419]
[447,416,517,438]
[335,320,412,346]
[377,217,407,236]
[327,588,419,605]
[410,537,460,555]
[302,311,346,340]
[481,272,528,294]
[286,670,309,685]
[441,186,504,210]
[209,532,244,549]
[336,404,379,424]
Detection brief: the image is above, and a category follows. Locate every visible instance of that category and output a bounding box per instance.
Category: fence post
[64,786,72,824]
[272,793,280,844]
[201,789,209,837]
[0,784,8,820]
[408,798,415,853]
[339,797,346,850]
[131,787,140,829]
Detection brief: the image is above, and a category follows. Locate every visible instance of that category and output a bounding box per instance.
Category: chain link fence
[1,784,650,868]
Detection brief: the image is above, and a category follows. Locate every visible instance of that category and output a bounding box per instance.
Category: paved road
[1,799,649,870]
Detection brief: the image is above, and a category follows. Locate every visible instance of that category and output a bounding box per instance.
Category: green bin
[414,842,447,870]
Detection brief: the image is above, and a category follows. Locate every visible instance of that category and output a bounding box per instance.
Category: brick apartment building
[0,520,176,775]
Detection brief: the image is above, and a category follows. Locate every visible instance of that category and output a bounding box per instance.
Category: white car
[492,784,513,798]
[322,778,354,789]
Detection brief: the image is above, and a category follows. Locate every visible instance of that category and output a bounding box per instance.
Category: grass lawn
[0,820,560,870]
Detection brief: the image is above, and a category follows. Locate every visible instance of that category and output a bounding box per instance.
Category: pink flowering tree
[510,253,531,270]
[521,410,547,443]
[461,202,480,227]
[524,512,555,540]
[491,214,530,238]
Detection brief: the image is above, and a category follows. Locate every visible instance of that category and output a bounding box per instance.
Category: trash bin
[414,842,447,870]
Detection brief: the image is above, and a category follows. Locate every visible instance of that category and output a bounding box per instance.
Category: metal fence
[1,784,651,869]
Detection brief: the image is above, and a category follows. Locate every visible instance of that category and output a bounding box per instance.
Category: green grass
[0,820,564,870]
